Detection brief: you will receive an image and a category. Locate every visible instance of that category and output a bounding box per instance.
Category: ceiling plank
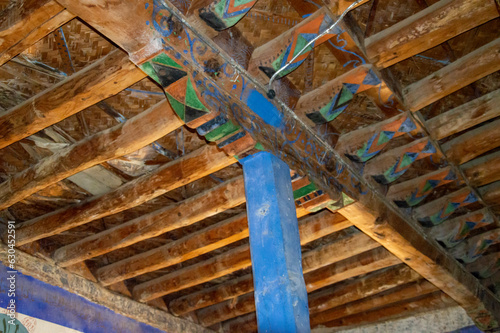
[8,144,237,246]
[426,89,500,141]
[462,151,500,187]
[404,37,500,111]
[53,176,246,267]
[131,213,355,302]
[0,242,212,333]
[0,49,146,150]
[365,0,499,68]
[0,0,76,66]
[0,99,182,211]
[442,118,500,165]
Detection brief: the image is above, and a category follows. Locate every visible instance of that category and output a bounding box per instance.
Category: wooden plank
[132,213,354,302]
[0,49,146,150]
[365,0,499,68]
[241,152,310,333]
[338,202,500,328]
[8,144,237,246]
[404,37,500,111]
[322,0,371,15]
[168,212,352,315]
[322,292,455,328]
[451,229,500,264]
[462,151,500,187]
[0,0,76,66]
[193,233,380,327]
[466,252,500,279]
[186,0,257,31]
[426,89,500,141]
[0,243,212,333]
[0,99,183,211]
[53,176,246,267]
[442,118,500,165]
[479,181,500,206]
[310,280,439,327]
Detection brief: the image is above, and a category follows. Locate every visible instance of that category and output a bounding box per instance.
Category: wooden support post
[0,49,146,150]
[8,145,237,246]
[0,99,183,211]
[365,0,499,68]
[0,0,76,66]
[404,38,500,111]
[241,152,310,332]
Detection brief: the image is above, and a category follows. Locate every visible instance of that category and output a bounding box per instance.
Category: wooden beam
[322,292,456,328]
[132,213,355,302]
[451,229,500,264]
[310,280,439,327]
[53,176,245,267]
[466,252,500,279]
[168,212,353,315]
[186,0,257,31]
[0,0,76,66]
[0,243,212,333]
[0,99,183,211]
[0,49,146,150]
[442,118,500,165]
[426,89,500,141]
[323,0,372,15]
[479,181,500,206]
[365,0,499,68]
[404,37,500,111]
[338,203,500,328]
[462,151,500,187]
[8,144,237,246]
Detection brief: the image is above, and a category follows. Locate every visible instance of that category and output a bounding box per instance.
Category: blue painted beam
[241,151,310,333]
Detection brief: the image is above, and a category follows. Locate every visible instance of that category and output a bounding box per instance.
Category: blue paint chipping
[0,264,165,333]
[241,152,310,333]
[245,90,284,128]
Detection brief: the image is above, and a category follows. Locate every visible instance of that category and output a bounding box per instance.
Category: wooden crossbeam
[53,176,246,267]
[404,37,500,111]
[195,232,380,326]
[480,181,500,206]
[322,292,455,328]
[0,0,76,66]
[310,279,439,327]
[0,243,211,333]
[365,0,499,68]
[0,99,183,211]
[132,212,353,302]
[426,89,500,141]
[442,118,500,165]
[168,212,352,315]
[0,49,146,150]
[186,0,257,31]
[49,0,500,327]
[462,151,500,187]
[8,144,237,246]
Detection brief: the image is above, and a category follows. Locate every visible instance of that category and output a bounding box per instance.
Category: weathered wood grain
[0,100,183,211]
[426,89,500,140]
[462,151,500,187]
[0,0,76,65]
[9,144,237,246]
[0,49,146,149]
[404,37,500,111]
[365,0,499,68]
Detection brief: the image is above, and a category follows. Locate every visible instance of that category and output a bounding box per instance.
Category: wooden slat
[0,0,76,66]
[0,49,146,150]
[322,292,455,328]
[310,280,439,327]
[337,202,500,327]
[442,118,500,165]
[365,0,499,68]
[426,89,500,141]
[8,145,237,246]
[451,229,500,263]
[0,99,183,211]
[404,38,500,111]
[0,243,211,333]
[131,213,354,302]
[466,252,500,279]
[462,151,500,187]
[168,212,353,315]
[53,176,246,267]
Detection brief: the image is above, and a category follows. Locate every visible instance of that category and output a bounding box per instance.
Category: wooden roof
[0,0,499,331]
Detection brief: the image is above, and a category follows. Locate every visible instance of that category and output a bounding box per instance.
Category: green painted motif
[205,120,240,142]
[293,182,317,200]
[0,314,29,333]
[166,94,185,120]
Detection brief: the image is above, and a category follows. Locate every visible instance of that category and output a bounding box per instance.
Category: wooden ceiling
[0,0,499,331]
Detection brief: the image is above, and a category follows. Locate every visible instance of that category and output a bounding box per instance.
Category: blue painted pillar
[241,151,310,333]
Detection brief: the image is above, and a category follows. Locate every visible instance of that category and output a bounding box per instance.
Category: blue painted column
[241,151,310,333]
